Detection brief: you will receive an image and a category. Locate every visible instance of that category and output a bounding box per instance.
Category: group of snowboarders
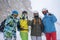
[0,8,57,40]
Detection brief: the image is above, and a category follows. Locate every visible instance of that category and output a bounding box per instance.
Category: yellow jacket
[20,19,28,32]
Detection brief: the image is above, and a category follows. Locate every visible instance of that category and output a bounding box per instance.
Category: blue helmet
[12,10,18,15]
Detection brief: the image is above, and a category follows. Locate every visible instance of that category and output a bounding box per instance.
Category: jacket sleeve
[41,22,44,32]
[31,20,33,27]
[28,20,31,26]
[51,14,57,23]
[5,17,12,26]
[40,18,44,32]
[17,21,20,31]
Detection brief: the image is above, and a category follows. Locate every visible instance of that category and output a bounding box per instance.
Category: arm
[40,18,44,32]
[31,20,33,27]
[50,14,57,23]
[28,20,32,26]
[41,22,44,32]
[17,21,20,31]
[5,17,12,26]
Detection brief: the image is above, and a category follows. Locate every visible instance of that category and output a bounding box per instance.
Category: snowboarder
[31,11,44,40]
[42,8,57,40]
[4,10,18,40]
[17,11,29,40]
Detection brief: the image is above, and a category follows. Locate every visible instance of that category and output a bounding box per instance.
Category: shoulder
[7,15,13,19]
[48,13,54,16]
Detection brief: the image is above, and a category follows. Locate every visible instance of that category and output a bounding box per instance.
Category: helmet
[42,8,48,11]
[12,10,18,15]
[42,8,48,14]
[33,11,39,16]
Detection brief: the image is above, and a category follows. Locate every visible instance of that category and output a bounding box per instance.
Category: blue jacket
[42,13,57,33]
[4,15,18,36]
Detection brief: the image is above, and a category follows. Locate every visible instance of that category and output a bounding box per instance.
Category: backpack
[0,19,6,32]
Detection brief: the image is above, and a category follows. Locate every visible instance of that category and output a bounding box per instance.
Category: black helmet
[22,11,27,14]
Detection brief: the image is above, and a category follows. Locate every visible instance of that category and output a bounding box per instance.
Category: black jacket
[31,18,44,36]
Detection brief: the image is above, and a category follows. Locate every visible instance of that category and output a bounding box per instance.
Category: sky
[30,0,60,19]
